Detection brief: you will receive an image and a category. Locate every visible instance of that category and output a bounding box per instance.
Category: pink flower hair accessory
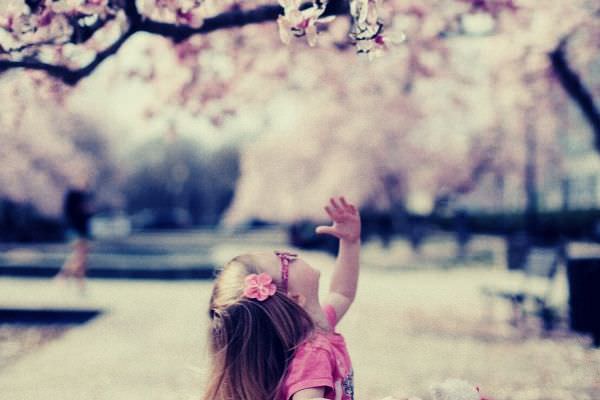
[243,272,277,301]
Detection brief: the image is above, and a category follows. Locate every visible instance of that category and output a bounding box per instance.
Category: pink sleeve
[323,304,338,329]
[281,346,334,400]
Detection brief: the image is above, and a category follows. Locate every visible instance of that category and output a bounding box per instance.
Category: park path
[0,279,210,400]
[0,236,598,400]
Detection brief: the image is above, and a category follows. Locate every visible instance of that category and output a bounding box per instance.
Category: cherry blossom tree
[0,1,597,135]
[222,34,574,222]
[0,0,598,221]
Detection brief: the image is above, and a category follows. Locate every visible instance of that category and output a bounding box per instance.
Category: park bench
[481,245,566,331]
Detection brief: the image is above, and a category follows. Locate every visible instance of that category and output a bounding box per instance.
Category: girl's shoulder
[303,329,347,353]
[282,336,338,400]
[303,331,335,350]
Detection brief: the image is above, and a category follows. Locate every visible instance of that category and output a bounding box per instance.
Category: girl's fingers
[327,197,358,219]
[330,197,342,212]
[324,206,336,220]
[340,197,358,215]
[326,206,344,222]
[340,196,350,209]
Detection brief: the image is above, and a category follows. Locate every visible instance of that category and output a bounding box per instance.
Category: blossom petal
[277,17,292,44]
[316,16,336,24]
[306,25,317,47]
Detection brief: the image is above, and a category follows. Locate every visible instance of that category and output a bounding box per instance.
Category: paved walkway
[0,237,599,400]
[0,279,210,400]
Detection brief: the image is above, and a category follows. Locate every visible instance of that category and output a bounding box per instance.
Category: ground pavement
[0,236,598,400]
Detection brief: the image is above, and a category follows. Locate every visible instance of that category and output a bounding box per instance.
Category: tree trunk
[550,37,600,153]
[524,116,538,235]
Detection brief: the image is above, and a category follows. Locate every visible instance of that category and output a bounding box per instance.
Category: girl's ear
[289,292,306,307]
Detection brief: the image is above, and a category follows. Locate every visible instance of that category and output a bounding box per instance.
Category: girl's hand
[315,197,361,243]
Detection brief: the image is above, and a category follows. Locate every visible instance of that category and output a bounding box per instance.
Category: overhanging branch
[0,0,349,85]
[0,26,136,84]
[141,1,349,41]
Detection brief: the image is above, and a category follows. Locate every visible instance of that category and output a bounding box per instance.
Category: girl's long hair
[202,254,314,400]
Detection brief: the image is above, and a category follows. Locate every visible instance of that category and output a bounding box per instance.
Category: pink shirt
[280,305,354,400]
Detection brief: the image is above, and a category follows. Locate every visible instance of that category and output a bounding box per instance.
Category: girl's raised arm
[315,197,361,322]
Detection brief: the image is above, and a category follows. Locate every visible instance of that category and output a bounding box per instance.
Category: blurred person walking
[454,209,471,261]
[55,179,94,293]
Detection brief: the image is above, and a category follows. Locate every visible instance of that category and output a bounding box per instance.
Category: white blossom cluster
[0,0,113,56]
[276,0,402,58]
[138,0,208,28]
[277,0,335,47]
[0,0,209,56]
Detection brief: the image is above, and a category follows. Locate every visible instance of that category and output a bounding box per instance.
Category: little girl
[202,196,361,400]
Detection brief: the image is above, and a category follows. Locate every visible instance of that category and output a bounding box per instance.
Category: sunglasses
[274,250,298,293]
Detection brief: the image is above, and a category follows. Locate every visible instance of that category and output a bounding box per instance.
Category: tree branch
[0,0,349,85]
[0,26,136,84]
[141,1,349,41]
[0,38,62,55]
[550,36,600,153]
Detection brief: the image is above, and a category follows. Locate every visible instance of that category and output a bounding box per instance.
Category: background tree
[0,0,598,226]
[124,137,240,226]
[0,70,120,216]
